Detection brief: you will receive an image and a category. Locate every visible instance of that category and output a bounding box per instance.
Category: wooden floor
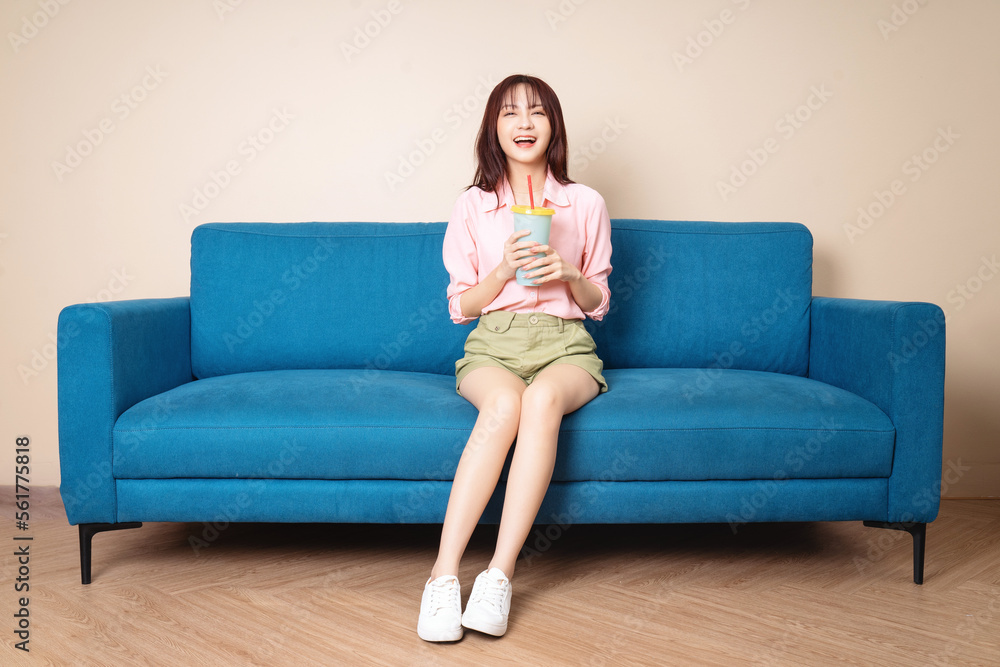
[2,487,998,666]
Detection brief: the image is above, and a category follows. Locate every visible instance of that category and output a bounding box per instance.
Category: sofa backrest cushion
[585,220,812,375]
[190,222,467,379]
[190,220,812,380]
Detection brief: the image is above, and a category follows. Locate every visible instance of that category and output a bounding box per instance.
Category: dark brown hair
[468,74,573,201]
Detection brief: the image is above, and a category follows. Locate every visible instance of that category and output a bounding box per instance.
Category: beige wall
[2,0,997,495]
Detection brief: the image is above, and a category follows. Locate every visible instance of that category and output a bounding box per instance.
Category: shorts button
[529,315,538,325]
[494,326,500,331]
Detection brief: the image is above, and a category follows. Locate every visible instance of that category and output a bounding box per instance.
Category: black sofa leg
[79,522,143,585]
[863,521,926,584]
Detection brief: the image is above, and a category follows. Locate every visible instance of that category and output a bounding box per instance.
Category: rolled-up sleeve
[443,197,479,325]
[581,194,613,321]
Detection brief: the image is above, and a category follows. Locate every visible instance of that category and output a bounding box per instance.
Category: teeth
[514,137,535,144]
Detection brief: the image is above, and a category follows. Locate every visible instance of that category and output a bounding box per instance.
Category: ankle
[430,563,459,581]
[487,562,512,580]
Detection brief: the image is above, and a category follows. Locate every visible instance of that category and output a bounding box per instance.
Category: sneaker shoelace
[470,574,508,614]
[427,578,460,616]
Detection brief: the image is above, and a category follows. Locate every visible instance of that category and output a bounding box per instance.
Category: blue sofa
[57,220,946,584]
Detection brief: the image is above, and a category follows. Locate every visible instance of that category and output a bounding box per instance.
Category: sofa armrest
[808,297,946,523]
[57,297,193,525]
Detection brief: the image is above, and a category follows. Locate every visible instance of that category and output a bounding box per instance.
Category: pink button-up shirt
[443,172,613,325]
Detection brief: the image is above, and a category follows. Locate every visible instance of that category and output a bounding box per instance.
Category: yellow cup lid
[510,205,554,215]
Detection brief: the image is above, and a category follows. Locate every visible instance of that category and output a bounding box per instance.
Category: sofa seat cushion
[113,368,894,483]
[558,368,895,481]
[113,369,477,480]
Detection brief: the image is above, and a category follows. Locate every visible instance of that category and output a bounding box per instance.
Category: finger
[523,254,552,269]
[525,258,559,277]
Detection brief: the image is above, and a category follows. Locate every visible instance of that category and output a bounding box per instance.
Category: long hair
[468,74,573,202]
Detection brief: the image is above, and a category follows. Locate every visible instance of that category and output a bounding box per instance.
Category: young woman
[418,74,612,642]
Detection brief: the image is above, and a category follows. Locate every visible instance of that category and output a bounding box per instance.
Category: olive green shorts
[455,311,608,396]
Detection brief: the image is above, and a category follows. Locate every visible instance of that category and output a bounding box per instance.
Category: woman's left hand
[521,245,582,284]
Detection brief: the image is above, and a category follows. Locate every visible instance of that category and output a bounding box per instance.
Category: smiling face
[496,84,552,171]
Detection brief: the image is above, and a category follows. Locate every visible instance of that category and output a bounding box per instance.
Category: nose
[517,111,533,128]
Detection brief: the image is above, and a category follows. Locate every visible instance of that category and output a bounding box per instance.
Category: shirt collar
[478,168,571,213]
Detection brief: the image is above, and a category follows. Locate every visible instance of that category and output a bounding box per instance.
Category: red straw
[527,174,535,210]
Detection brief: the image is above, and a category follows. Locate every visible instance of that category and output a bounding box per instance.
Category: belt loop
[558,317,565,333]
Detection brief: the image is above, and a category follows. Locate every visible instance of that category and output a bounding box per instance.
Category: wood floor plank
[3,489,998,666]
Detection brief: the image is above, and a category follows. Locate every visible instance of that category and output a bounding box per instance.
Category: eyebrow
[501,102,545,110]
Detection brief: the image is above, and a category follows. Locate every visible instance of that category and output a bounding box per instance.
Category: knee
[466,390,521,455]
[481,390,522,427]
[521,382,560,417]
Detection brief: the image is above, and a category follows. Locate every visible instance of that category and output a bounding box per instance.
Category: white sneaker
[418,575,463,642]
[461,567,512,636]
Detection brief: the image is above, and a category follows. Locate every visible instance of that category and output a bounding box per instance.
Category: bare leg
[489,364,600,578]
[430,367,525,580]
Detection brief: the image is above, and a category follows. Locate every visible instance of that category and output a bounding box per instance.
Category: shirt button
[529,315,538,325]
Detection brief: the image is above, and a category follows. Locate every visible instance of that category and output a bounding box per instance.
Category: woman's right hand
[496,230,536,282]
[459,230,538,319]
